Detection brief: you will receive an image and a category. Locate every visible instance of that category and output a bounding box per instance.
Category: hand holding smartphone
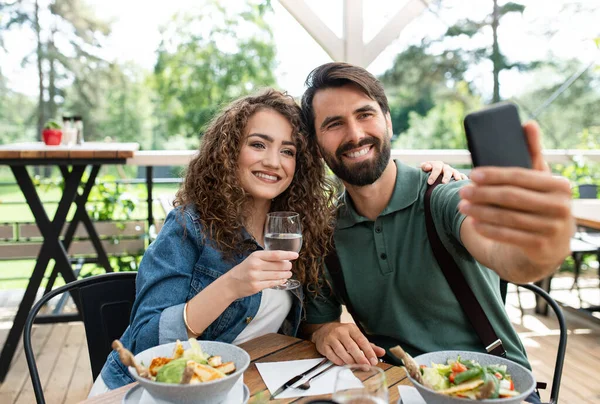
[464,102,532,169]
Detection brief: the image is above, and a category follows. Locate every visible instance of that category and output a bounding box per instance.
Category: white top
[232,288,293,345]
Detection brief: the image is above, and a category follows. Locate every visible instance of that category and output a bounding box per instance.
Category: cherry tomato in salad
[452,362,468,373]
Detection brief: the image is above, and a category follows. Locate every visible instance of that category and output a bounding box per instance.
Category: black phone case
[464,102,532,168]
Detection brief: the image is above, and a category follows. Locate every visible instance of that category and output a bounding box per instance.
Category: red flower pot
[42,129,62,145]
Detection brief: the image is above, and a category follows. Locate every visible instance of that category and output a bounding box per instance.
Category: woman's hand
[421,161,469,185]
[223,250,298,299]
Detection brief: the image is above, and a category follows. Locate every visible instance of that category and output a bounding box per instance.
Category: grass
[0,259,68,290]
[0,168,180,289]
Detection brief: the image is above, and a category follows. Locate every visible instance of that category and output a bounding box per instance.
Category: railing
[127,149,600,167]
[2,148,598,265]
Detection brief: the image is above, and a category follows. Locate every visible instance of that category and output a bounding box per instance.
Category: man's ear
[385,112,393,137]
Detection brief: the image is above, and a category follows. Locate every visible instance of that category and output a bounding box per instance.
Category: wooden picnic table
[80,333,411,403]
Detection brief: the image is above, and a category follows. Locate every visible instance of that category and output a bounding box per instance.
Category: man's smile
[342,145,373,161]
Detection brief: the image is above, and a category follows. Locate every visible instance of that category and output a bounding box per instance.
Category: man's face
[311,84,392,186]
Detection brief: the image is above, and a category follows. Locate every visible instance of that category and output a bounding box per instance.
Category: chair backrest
[578,184,598,199]
[79,274,136,379]
[516,283,567,404]
[23,272,136,404]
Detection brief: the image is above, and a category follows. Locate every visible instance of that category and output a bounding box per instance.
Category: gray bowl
[407,351,535,404]
[129,340,250,404]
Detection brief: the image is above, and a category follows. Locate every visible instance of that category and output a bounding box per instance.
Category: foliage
[380,43,471,136]
[150,0,277,144]
[441,0,538,103]
[62,62,156,147]
[85,175,145,273]
[43,119,62,129]
[514,59,600,149]
[31,173,145,272]
[552,127,600,197]
[0,69,37,142]
[0,0,112,141]
[393,82,482,149]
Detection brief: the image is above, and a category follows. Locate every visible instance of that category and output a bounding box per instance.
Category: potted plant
[42,120,63,145]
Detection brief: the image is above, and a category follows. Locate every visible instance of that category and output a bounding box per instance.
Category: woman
[91,89,464,394]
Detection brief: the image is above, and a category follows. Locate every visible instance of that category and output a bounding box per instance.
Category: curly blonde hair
[174,89,337,292]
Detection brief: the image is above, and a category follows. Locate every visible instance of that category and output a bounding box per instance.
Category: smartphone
[464,102,532,168]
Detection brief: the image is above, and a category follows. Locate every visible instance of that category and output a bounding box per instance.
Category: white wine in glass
[264,211,302,290]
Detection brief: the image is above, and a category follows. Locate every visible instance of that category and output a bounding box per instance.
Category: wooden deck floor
[0,276,599,403]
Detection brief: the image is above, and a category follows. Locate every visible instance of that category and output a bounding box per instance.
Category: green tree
[0,0,111,142]
[151,0,277,145]
[62,62,155,146]
[380,42,471,136]
[393,82,482,149]
[443,0,537,103]
[515,59,600,149]
[0,68,37,142]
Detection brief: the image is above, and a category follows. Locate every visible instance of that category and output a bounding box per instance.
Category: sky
[1,0,599,98]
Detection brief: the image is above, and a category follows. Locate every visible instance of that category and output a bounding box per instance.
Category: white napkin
[137,376,245,404]
[397,385,426,404]
[255,358,362,399]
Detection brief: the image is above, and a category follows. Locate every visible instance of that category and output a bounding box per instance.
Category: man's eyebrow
[247,133,295,146]
[320,115,342,131]
[319,105,379,130]
[355,105,378,114]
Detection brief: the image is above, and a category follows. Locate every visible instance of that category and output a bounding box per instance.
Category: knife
[270,357,329,399]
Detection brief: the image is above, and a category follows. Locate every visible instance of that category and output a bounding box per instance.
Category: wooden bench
[0,220,148,261]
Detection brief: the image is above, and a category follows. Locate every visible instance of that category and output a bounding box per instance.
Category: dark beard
[321,134,391,186]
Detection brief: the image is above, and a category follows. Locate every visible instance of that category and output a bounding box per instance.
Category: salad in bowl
[390,346,536,403]
[113,338,250,404]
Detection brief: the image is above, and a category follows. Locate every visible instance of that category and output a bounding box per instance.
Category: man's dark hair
[300,62,390,138]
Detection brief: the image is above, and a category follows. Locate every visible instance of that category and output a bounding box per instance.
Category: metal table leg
[44,165,113,293]
[147,166,154,232]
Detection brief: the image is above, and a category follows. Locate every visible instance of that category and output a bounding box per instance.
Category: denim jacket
[100,206,304,389]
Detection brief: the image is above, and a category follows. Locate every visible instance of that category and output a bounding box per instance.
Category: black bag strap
[425,177,506,357]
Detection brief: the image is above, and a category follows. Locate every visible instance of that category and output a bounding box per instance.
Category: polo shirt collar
[337,160,421,229]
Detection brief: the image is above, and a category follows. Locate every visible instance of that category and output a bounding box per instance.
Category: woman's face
[237,108,297,203]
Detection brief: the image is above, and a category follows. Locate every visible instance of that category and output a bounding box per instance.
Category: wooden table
[80,333,410,403]
[572,199,600,230]
[0,142,139,382]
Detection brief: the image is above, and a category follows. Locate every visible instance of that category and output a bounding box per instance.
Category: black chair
[24,271,136,404]
[578,183,598,199]
[514,283,567,404]
[569,237,599,296]
[571,184,600,295]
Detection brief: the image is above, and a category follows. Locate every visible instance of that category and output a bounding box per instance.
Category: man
[300,62,572,403]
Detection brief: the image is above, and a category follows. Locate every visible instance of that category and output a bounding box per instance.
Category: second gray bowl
[407,350,535,404]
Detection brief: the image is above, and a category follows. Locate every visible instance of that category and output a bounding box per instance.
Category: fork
[294,363,336,390]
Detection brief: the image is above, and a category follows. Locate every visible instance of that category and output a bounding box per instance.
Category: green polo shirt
[306,160,530,369]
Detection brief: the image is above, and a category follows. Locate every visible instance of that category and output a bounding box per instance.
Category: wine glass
[332,365,388,404]
[264,211,302,290]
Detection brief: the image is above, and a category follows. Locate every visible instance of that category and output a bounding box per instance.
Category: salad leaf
[422,367,450,390]
[486,364,507,377]
[183,339,209,364]
[433,363,452,377]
